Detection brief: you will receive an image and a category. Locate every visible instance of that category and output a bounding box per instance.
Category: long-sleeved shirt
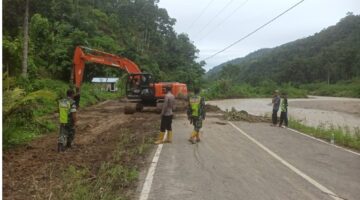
[272,95,280,110]
[161,92,175,116]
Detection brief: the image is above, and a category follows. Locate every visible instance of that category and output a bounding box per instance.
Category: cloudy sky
[158,0,360,71]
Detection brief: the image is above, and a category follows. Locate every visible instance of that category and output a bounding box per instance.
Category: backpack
[59,99,71,123]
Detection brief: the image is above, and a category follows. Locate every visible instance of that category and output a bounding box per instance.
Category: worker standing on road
[155,85,175,144]
[187,88,206,144]
[279,93,288,128]
[271,90,280,126]
[58,89,77,152]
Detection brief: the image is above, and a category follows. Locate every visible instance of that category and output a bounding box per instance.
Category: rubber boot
[165,131,173,143]
[195,131,200,143]
[188,131,196,144]
[154,132,165,144]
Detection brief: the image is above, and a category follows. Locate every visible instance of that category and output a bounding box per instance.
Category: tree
[4,0,205,82]
[21,0,30,78]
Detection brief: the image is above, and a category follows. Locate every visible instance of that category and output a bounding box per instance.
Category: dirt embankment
[3,100,159,200]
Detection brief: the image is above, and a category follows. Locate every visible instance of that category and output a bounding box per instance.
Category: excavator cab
[126,73,155,102]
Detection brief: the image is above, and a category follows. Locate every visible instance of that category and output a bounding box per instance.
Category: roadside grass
[289,119,360,151]
[3,78,122,149]
[300,78,360,98]
[53,128,155,200]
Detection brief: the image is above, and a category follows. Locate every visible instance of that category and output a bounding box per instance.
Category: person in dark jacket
[73,87,81,109]
[271,90,280,126]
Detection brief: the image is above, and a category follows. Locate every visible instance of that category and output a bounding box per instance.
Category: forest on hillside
[3,0,206,147]
[3,0,205,86]
[207,13,360,85]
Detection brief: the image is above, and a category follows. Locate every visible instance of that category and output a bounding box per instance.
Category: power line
[194,0,235,38]
[186,0,216,32]
[203,0,305,61]
[198,0,249,43]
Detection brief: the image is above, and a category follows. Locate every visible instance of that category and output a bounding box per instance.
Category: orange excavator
[72,46,188,113]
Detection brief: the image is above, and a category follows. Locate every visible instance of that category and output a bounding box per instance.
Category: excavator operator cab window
[139,74,153,86]
[126,74,154,98]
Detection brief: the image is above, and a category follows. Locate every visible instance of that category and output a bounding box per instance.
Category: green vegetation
[53,128,153,200]
[56,163,138,200]
[203,79,307,100]
[3,78,120,148]
[3,0,205,147]
[203,78,360,100]
[3,0,204,86]
[289,119,360,150]
[206,14,360,98]
[300,78,360,97]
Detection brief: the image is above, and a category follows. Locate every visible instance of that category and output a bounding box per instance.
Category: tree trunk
[21,0,29,78]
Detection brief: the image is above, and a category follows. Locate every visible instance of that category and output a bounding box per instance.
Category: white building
[91,77,119,92]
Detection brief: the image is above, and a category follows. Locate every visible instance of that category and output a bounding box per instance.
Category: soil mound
[224,107,271,123]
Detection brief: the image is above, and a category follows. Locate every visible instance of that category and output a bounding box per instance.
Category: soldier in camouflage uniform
[187,88,206,144]
[58,89,77,152]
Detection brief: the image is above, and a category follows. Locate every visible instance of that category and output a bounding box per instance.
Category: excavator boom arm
[72,46,141,87]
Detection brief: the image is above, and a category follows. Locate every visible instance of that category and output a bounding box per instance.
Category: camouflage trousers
[58,124,75,146]
[191,117,203,132]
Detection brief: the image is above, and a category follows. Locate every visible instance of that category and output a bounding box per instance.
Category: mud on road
[3,100,159,200]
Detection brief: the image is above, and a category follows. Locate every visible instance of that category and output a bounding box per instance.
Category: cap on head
[274,90,279,93]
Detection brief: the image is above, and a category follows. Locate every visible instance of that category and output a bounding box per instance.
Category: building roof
[91,77,119,83]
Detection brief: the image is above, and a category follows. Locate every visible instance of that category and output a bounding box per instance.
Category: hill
[205,48,271,79]
[3,0,205,87]
[206,13,360,85]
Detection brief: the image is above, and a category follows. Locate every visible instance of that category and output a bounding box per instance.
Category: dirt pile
[205,104,224,113]
[224,107,271,123]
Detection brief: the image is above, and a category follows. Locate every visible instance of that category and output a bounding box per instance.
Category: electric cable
[198,0,249,43]
[186,0,216,32]
[203,0,305,61]
[194,0,235,38]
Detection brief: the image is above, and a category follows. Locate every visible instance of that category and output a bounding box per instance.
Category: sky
[158,0,360,71]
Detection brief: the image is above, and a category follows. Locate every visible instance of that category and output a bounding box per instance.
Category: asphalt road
[138,115,360,200]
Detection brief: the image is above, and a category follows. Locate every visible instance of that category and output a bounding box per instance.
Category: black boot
[66,140,72,148]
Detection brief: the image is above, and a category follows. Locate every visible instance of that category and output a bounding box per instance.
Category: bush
[203,80,307,100]
[301,78,360,97]
[3,78,122,148]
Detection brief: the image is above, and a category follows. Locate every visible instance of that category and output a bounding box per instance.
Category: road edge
[286,127,360,156]
[228,121,343,200]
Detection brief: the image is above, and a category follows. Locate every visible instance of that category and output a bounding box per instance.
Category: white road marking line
[286,127,360,156]
[228,122,343,200]
[139,132,167,200]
